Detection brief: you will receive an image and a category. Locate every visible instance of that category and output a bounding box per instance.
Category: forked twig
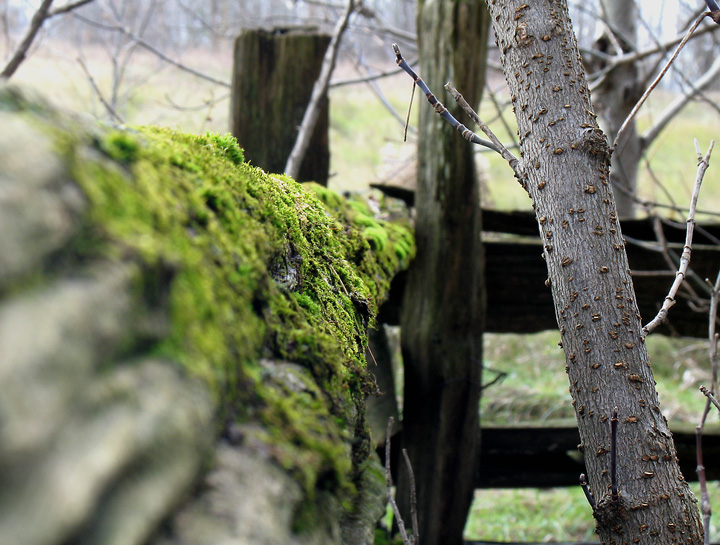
[444,82,521,177]
[614,12,710,150]
[392,44,501,155]
[642,140,714,337]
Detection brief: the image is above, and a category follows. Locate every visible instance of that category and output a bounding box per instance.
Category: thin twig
[613,12,709,150]
[348,47,416,134]
[610,408,619,502]
[588,22,719,91]
[401,449,419,545]
[285,0,357,179]
[444,82,522,178]
[579,473,597,509]
[642,140,714,337]
[48,0,94,17]
[70,13,231,88]
[700,385,720,413]
[642,54,720,150]
[385,418,411,545]
[76,56,124,123]
[697,415,713,545]
[330,59,418,88]
[709,270,720,394]
[391,44,503,155]
[404,81,415,142]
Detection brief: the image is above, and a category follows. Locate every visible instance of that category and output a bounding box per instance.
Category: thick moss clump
[32,116,414,499]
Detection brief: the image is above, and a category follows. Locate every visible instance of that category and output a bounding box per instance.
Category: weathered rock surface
[0,83,413,545]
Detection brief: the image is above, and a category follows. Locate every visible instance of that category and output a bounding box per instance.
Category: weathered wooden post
[231,27,331,185]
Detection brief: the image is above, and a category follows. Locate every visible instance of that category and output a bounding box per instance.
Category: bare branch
[697,268,720,545]
[704,269,720,411]
[48,0,94,17]
[642,140,714,337]
[391,45,504,156]
[331,61,416,88]
[444,82,521,178]
[70,13,231,88]
[642,55,720,149]
[284,0,357,180]
[1,0,54,79]
[589,21,719,90]
[76,56,124,124]
[613,12,709,151]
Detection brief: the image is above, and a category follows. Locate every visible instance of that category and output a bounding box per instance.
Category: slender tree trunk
[397,1,488,544]
[485,1,703,544]
[591,0,642,218]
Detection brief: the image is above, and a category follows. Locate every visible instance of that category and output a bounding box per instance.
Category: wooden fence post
[231,27,331,186]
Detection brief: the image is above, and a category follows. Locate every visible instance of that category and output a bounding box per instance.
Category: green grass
[481,331,715,426]
[464,481,720,542]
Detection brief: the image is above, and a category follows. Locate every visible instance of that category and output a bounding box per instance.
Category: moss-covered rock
[0,83,414,545]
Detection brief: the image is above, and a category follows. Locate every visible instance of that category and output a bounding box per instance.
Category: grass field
[9,41,720,544]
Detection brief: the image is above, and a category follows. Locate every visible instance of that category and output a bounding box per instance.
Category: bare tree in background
[1,0,95,79]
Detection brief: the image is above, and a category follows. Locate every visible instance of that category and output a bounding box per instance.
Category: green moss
[35,118,415,503]
[100,130,140,162]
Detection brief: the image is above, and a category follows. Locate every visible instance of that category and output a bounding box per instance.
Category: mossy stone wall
[0,83,413,545]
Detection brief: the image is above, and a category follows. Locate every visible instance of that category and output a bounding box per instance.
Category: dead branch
[642,140,714,337]
[696,269,720,545]
[613,12,710,151]
[709,270,720,392]
[48,0,94,17]
[76,56,124,124]
[444,82,521,178]
[642,55,720,150]
[588,21,719,91]
[696,421,712,545]
[69,12,231,88]
[284,0,357,180]
[349,49,416,134]
[391,44,504,156]
[0,0,98,79]
[1,0,54,79]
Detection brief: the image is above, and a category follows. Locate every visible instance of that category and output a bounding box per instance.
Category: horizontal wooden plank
[380,236,719,338]
[476,421,720,488]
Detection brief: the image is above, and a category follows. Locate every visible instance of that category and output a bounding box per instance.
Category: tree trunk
[230,28,330,185]
[485,1,703,544]
[397,1,488,544]
[590,0,642,218]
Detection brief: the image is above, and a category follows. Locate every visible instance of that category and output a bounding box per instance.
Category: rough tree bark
[485,1,704,544]
[397,1,488,544]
